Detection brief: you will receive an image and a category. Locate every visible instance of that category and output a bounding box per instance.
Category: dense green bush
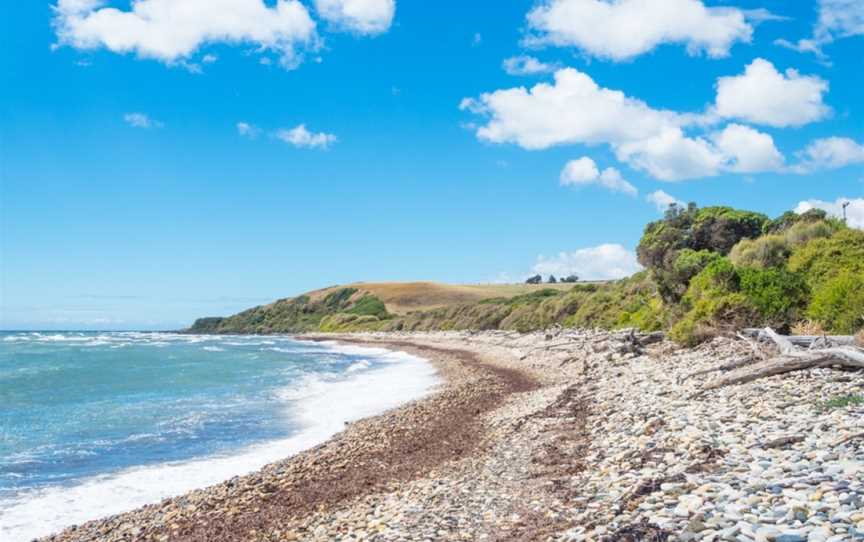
[347,295,389,317]
[737,267,809,326]
[670,259,809,343]
[788,229,864,291]
[638,205,768,302]
[807,272,864,334]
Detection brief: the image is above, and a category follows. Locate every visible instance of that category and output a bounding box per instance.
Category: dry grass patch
[308,282,578,315]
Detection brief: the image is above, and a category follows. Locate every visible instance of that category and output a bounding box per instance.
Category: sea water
[0,331,439,541]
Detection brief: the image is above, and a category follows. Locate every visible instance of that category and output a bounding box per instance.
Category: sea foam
[0,341,439,542]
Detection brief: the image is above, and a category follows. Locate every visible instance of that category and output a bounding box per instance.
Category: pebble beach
[39,330,864,542]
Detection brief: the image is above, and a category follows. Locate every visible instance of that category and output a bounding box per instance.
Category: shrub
[670,292,759,346]
[347,295,389,318]
[737,267,809,327]
[729,235,789,268]
[637,206,768,303]
[690,207,769,254]
[788,228,864,291]
[762,209,828,234]
[783,220,836,248]
[807,272,864,334]
[674,249,722,284]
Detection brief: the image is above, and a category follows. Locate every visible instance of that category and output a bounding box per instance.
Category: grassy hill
[186,281,580,334]
[307,282,580,314]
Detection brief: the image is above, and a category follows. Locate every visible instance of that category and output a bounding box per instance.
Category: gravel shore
[39,330,864,542]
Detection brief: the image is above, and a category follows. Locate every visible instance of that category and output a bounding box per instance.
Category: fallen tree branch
[740,328,856,348]
[680,355,756,382]
[690,328,864,397]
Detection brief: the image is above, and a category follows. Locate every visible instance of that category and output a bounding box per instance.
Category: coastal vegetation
[188,204,863,344]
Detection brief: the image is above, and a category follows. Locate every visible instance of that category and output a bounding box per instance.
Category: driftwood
[680,355,756,382]
[740,328,856,348]
[691,328,864,397]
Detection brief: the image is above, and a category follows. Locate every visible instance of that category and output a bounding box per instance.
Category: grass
[307,281,583,315]
[815,394,864,412]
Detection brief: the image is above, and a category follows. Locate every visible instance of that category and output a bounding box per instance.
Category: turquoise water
[0,331,438,541]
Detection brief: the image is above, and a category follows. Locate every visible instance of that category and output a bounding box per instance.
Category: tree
[525,274,542,284]
[548,275,557,283]
[561,274,579,283]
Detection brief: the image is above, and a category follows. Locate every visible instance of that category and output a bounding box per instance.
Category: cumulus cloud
[532,244,642,280]
[646,190,684,213]
[53,0,318,69]
[314,0,395,34]
[792,137,864,173]
[615,128,724,181]
[461,67,787,181]
[274,124,337,149]
[236,121,262,138]
[502,55,558,76]
[560,157,637,196]
[776,0,864,57]
[711,123,784,173]
[460,68,679,150]
[123,112,162,129]
[795,198,864,229]
[524,0,756,61]
[713,58,830,128]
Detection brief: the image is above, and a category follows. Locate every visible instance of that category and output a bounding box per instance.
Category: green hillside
[188,204,864,343]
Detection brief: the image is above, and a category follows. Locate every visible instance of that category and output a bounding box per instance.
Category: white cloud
[711,123,784,173]
[461,67,787,181]
[472,32,483,46]
[615,128,723,181]
[776,0,864,57]
[460,68,679,151]
[123,112,162,129]
[502,55,558,76]
[236,121,261,138]
[795,198,864,229]
[202,54,218,64]
[713,58,830,128]
[274,124,337,149]
[793,137,864,173]
[646,190,684,213]
[524,0,755,61]
[314,0,394,34]
[53,0,318,69]
[560,157,637,196]
[532,244,642,280]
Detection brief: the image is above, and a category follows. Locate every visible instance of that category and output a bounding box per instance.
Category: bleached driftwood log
[740,328,856,348]
[691,328,864,397]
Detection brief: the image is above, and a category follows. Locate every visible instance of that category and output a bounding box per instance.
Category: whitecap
[0,347,439,542]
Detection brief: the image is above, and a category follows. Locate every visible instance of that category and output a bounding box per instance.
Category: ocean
[0,331,438,541]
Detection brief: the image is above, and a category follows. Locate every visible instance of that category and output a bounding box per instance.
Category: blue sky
[1,0,862,330]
